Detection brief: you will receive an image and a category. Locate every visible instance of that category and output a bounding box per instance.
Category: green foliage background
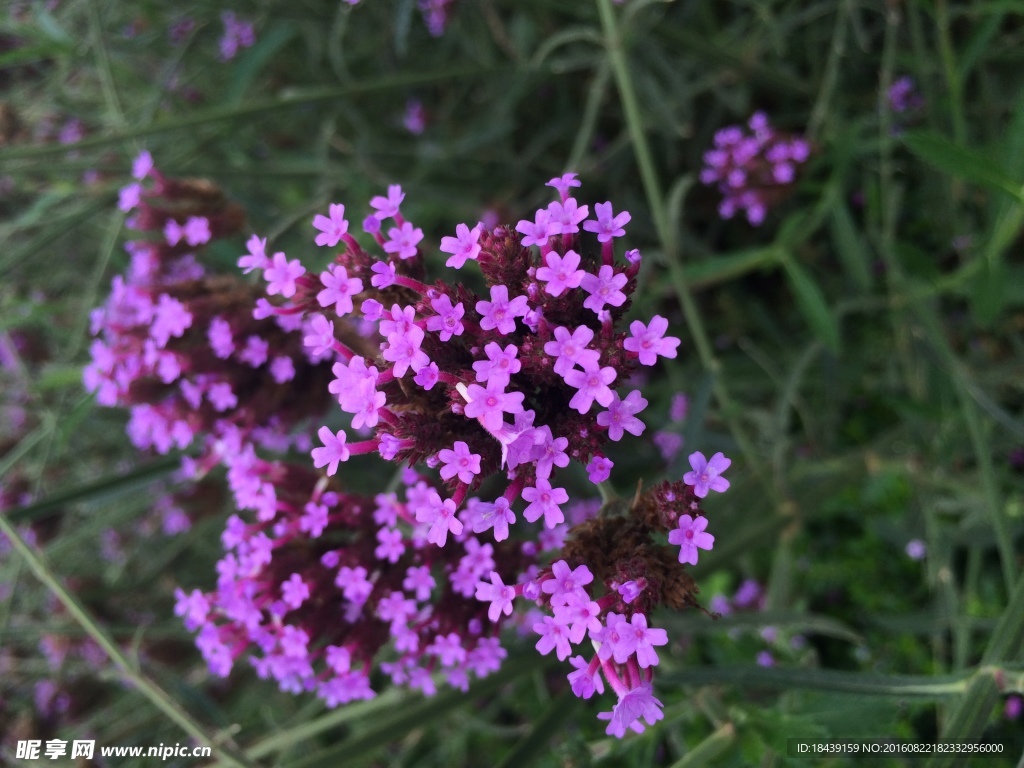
[1,0,1023,765]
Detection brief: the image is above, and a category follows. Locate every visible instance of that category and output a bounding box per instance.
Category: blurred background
[1,1,1023,765]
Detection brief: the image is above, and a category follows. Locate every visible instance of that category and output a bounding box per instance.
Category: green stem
[935,0,967,144]
[0,66,503,162]
[594,0,770,492]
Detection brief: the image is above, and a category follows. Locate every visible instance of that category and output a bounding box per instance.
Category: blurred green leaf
[494,691,581,768]
[780,257,841,355]
[5,457,182,524]
[658,666,971,697]
[280,654,550,768]
[903,131,1024,202]
[224,23,297,105]
[828,201,873,292]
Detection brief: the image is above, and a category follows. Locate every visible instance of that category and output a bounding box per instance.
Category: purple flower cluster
[219,11,255,61]
[177,452,533,702]
[700,112,810,225]
[250,176,679,541]
[419,0,456,37]
[888,77,923,114]
[88,161,736,737]
[227,174,737,733]
[85,152,334,461]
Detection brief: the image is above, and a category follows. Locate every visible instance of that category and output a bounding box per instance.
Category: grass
[1,1,1023,766]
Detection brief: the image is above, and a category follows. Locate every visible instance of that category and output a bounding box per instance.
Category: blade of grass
[0,515,255,768]
[5,456,182,524]
[928,574,1024,766]
[279,653,551,768]
[0,65,508,162]
[667,723,737,768]
[493,691,582,768]
[595,0,771,494]
[658,665,974,698]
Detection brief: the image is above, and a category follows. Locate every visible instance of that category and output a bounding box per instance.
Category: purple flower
[382,325,429,378]
[599,682,663,737]
[417,491,463,547]
[564,366,617,414]
[522,479,569,528]
[1006,695,1022,721]
[542,560,593,606]
[625,613,667,668]
[440,223,482,268]
[476,285,529,335]
[118,183,142,212]
[438,441,482,484]
[683,451,731,497]
[905,539,926,560]
[624,316,680,366]
[318,265,363,316]
[183,216,211,246]
[546,172,581,199]
[472,342,521,388]
[586,456,613,484]
[425,295,465,341]
[414,362,440,390]
[132,150,153,180]
[468,497,516,542]
[375,527,406,563]
[303,315,336,358]
[271,350,305,396]
[462,382,525,432]
[281,574,310,609]
[544,325,599,377]
[533,616,573,660]
[384,222,424,260]
[239,235,270,273]
[219,11,255,61]
[475,571,516,621]
[653,431,684,462]
[313,204,349,248]
[403,565,436,601]
[312,427,349,475]
[546,198,589,235]
[370,185,405,220]
[207,317,234,359]
[596,390,647,441]
[888,76,923,114]
[567,655,604,699]
[300,502,329,538]
[580,266,628,313]
[402,99,426,134]
[668,514,715,565]
[515,209,556,248]
[264,252,306,298]
[582,201,631,242]
[535,250,585,297]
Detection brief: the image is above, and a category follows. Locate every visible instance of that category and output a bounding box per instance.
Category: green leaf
[224,23,297,106]
[666,723,737,768]
[781,258,841,355]
[903,131,1024,202]
[657,666,971,698]
[493,692,581,768]
[5,457,182,524]
[279,654,551,768]
[828,201,873,291]
[660,611,863,646]
[683,247,780,290]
